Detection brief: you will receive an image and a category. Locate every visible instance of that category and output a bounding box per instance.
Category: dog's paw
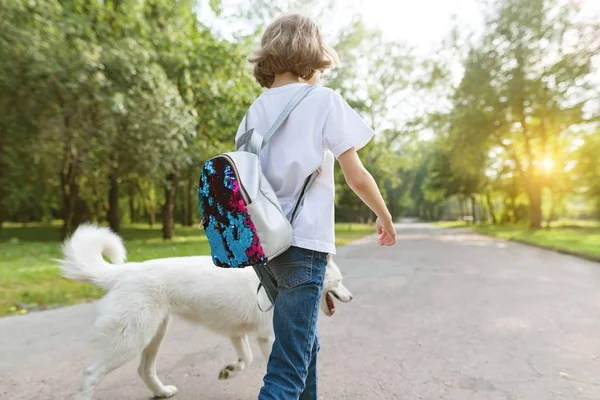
[218,364,239,380]
[153,385,178,398]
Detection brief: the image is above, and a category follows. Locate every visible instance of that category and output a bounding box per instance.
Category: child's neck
[271,72,303,88]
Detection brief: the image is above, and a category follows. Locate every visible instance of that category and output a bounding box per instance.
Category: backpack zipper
[212,154,251,205]
[289,167,322,223]
[289,175,312,222]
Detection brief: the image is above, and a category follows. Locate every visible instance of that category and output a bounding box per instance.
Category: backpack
[198,85,318,269]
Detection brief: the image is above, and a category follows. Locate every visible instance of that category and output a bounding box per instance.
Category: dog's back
[60,225,269,337]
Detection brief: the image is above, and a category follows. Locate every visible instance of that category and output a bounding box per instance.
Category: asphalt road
[1,223,599,399]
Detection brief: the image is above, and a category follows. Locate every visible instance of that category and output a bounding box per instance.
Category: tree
[325,20,419,221]
[0,0,256,239]
[575,132,600,218]
[445,0,599,227]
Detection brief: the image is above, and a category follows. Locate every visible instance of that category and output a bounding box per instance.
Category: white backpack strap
[235,115,252,150]
[236,85,320,224]
[235,127,263,153]
[236,85,316,153]
[252,265,276,312]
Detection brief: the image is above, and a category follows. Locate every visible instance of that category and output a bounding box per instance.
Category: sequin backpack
[198,85,318,268]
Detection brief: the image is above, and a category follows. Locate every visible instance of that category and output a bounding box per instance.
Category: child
[237,13,396,400]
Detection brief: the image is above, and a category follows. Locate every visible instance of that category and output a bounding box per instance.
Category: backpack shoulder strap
[236,85,316,154]
[260,85,315,149]
[234,115,252,151]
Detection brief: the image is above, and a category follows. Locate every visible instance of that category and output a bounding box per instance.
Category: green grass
[0,222,374,317]
[334,223,375,246]
[433,220,469,229]
[474,224,600,262]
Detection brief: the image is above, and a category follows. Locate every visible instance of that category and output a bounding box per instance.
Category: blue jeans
[256,246,327,400]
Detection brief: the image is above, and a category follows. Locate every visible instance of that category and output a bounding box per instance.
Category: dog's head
[321,254,353,317]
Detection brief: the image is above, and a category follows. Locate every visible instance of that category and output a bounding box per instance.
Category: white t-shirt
[235,83,374,254]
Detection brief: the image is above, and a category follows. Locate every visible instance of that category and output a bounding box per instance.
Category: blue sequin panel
[198,157,266,268]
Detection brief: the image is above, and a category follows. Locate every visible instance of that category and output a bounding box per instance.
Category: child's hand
[376,217,396,246]
[338,149,396,245]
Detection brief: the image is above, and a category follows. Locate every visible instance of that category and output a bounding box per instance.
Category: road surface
[1,223,600,399]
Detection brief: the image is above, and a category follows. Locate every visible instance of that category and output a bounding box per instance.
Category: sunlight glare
[541,158,554,172]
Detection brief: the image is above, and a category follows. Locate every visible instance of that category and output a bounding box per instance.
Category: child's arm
[338,148,396,246]
[319,89,396,246]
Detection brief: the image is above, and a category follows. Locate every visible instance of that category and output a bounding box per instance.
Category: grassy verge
[474,224,600,262]
[433,220,469,229]
[0,222,374,317]
[334,223,375,246]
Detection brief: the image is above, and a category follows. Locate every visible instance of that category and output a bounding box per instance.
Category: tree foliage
[424,0,599,225]
[0,0,257,238]
[1,0,598,236]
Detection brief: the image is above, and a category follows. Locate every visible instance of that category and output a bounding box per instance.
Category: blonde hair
[249,14,338,88]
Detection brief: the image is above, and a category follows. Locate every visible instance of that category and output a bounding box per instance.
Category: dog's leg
[138,317,178,398]
[256,336,274,361]
[218,335,253,380]
[76,349,136,400]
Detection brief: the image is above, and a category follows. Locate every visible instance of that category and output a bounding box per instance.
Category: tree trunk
[545,191,555,229]
[61,143,79,240]
[508,195,517,223]
[180,173,192,226]
[128,183,138,224]
[527,181,543,229]
[149,209,156,228]
[95,200,104,223]
[61,186,77,239]
[129,193,136,224]
[137,182,156,228]
[74,197,91,226]
[470,195,477,224]
[179,186,187,226]
[184,170,195,226]
[459,197,466,222]
[0,130,5,232]
[162,172,177,240]
[486,192,497,225]
[108,166,120,233]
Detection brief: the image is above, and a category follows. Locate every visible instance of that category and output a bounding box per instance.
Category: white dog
[59,224,353,400]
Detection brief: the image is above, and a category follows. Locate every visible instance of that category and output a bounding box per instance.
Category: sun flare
[541,158,554,172]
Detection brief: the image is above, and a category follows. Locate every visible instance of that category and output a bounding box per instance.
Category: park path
[1,223,600,400]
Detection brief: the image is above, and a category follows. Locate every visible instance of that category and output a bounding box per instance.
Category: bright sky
[359,0,600,49]
[197,0,483,51]
[198,0,599,137]
[199,0,600,53]
[355,0,482,50]
[198,0,600,51]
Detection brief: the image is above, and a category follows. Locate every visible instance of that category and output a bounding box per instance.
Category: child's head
[249,13,337,88]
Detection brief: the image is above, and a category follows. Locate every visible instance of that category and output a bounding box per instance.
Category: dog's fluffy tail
[60,224,127,290]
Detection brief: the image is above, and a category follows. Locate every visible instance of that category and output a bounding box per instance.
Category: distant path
[1,223,599,399]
